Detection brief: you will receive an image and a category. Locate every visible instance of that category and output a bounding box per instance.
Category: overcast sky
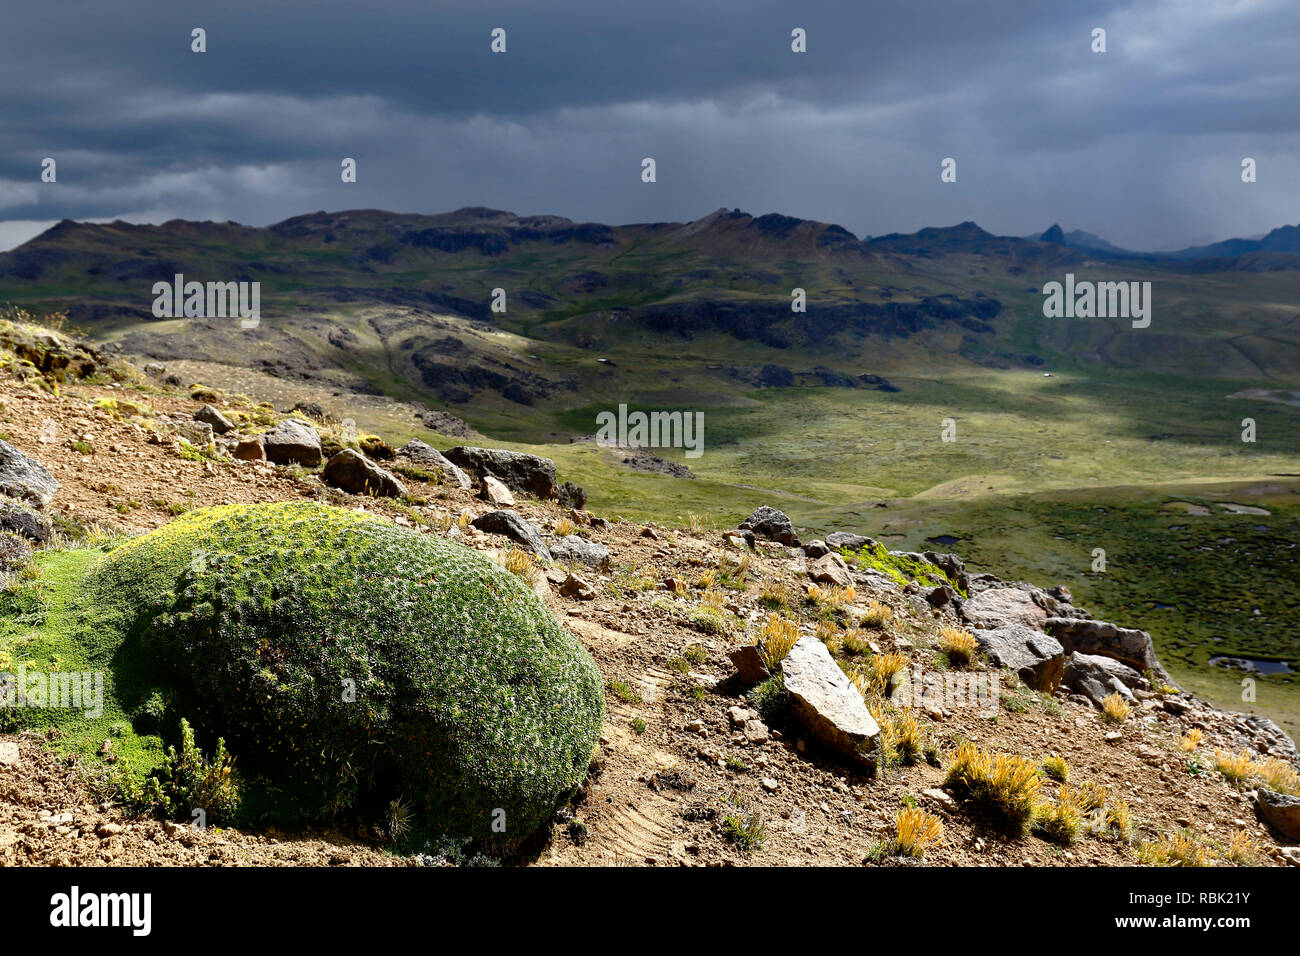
[1,0,1297,252]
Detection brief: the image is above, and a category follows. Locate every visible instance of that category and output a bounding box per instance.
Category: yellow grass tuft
[1225,829,1257,866]
[554,516,576,537]
[1137,831,1211,867]
[939,627,978,666]
[1041,755,1069,783]
[892,806,943,858]
[1254,757,1300,796]
[1032,786,1084,844]
[1100,692,1130,723]
[944,744,1041,833]
[1213,748,1255,785]
[860,600,893,628]
[758,614,800,671]
[1178,728,1203,752]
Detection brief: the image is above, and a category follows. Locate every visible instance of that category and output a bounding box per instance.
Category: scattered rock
[973,625,1066,691]
[262,418,323,467]
[0,438,58,506]
[739,506,800,547]
[802,540,830,559]
[824,532,875,552]
[480,475,515,507]
[780,636,881,770]
[1256,788,1300,840]
[559,572,597,601]
[728,645,770,685]
[1045,617,1169,681]
[444,447,558,499]
[471,509,552,560]
[549,535,611,571]
[1063,652,1148,706]
[396,439,473,488]
[322,449,407,498]
[808,552,853,588]
[194,404,234,434]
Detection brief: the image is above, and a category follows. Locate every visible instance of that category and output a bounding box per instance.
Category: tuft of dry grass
[502,548,538,584]
[1032,786,1084,845]
[1137,831,1211,867]
[860,600,893,628]
[1225,829,1257,866]
[554,516,576,537]
[1213,748,1255,785]
[1106,800,1134,842]
[892,806,943,858]
[1100,692,1130,723]
[943,743,1042,834]
[1077,781,1109,813]
[1254,757,1300,796]
[758,614,800,671]
[1041,756,1069,783]
[938,627,978,667]
[1178,728,1203,752]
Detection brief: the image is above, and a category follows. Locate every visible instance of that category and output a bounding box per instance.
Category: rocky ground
[1,323,1299,867]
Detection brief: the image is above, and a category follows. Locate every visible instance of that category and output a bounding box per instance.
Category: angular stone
[175,420,214,451]
[728,645,770,685]
[480,475,515,507]
[263,418,322,466]
[444,446,557,498]
[234,436,266,461]
[961,586,1048,630]
[549,535,611,571]
[739,506,800,546]
[1063,652,1149,706]
[780,636,881,770]
[824,532,876,553]
[397,439,472,488]
[802,540,830,559]
[0,438,58,506]
[1257,788,1300,841]
[974,625,1066,691]
[471,509,552,560]
[322,449,407,498]
[559,572,596,601]
[1045,617,1168,680]
[194,404,234,434]
[808,552,853,588]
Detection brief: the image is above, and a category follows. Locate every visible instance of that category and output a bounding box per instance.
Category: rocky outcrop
[262,418,322,467]
[1063,652,1148,706]
[194,404,234,434]
[739,506,800,546]
[780,636,881,770]
[961,586,1048,630]
[1045,617,1168,681]
[471,509,552,560]
[808,552,853,588]
[825,531,876,552]
[973,625,1066,691]
[396,439,471,488]
[445,446,558,499]
[1256,788,1300,840]
[549,535,610,571]
[0,439,57,506]
[322,449,407,498]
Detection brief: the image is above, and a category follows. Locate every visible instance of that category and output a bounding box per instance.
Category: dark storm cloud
[1,0,1298,250]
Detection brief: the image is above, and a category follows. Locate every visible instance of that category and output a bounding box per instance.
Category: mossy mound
[77,501,604,848]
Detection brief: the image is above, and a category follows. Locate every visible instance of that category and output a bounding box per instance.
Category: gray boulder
[974,625,1066,691]
[263,418,322,467]
[961,586,1049,630]
[0,497,53,543]
[472,509,552,560]
[322,449,407,498]
[728,645,770,685]
[549,535,610,571]
[1045,617,1168,680]
[444,447,557,498]
[739,506,800,546]
[1063,652,1147,706]
[0,439,57,506]
[825,531,876,553]
[194,404,234,434]
[1256,788,1300,840]
[780,636,881,770]
[397,439,471,488]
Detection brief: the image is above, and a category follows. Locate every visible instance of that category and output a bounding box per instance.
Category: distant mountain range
[1,206,1298,433]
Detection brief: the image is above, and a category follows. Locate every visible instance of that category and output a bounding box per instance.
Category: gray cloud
[1,0,1297,250]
